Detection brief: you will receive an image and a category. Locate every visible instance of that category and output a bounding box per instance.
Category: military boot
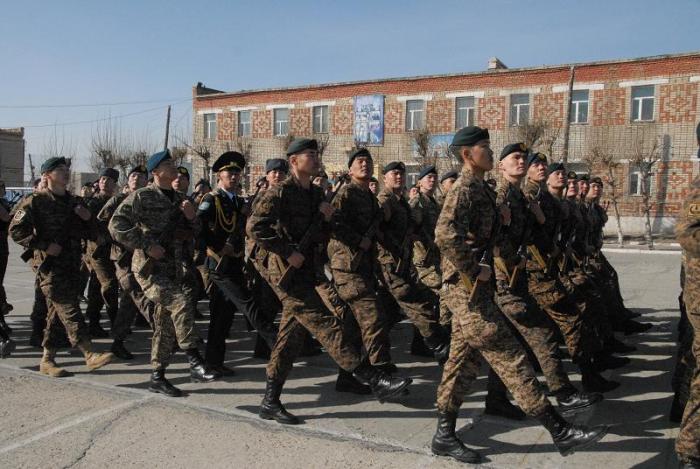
[110,339,134,360]
[410,325,433,357]
[149,368,183,397]
[335,368,371,395]
[537,406,609,456]
[259,377,299,424]
[484,369,526,420]
[185,348,219,382]
[77,340,114,371]
[593,351,630,371]
[431,411,482,464]
[352,363,412,403]
[423,328,450,365]
[579,357,620,393]
[555,386,603,415]
[0,313,12,336]
[88,320,109,338]
[0,337,15,358]
[39,348,70,377]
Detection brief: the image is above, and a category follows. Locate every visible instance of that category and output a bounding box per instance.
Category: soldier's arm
[435,185,479,277]
[408,196,424,226]
[676,190,700,257]
[195,194,224,252]
[330,187,364,248]
[97,195,121,223]
[246,188,295,259]
[109,192,148,252]
[9,197,48,251]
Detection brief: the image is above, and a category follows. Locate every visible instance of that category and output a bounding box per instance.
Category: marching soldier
[173,166,191,195]
[247,137,412,425]
[9,157,113,376]
[109,150,217,397]
[431,127,608,463]
[437,170,458,205]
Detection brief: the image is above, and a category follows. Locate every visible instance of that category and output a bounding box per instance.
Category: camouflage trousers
[111,262,154,341]
[676,302,700,461]
[673,320,696,410]
[560,267,609,348]
[135,265,199,369]
[495,275,572,394]
[38,269,89,348]
[415,261,452,329]
[436,278,550,416]
[85,256,119,325]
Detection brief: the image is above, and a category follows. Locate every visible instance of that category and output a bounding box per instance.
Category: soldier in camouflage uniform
[247,138,411,425]
[109,150,217,397]
[9,157,113,376]
[97,164,153,360]
[675,174,700,469]
[430,127,607,464]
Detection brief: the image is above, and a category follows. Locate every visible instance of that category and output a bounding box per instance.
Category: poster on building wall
[353,95,384,146]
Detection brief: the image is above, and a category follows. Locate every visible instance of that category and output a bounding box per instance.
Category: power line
[0,97,192,109]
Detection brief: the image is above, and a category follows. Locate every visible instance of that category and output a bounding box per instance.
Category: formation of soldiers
[1,123,697,465]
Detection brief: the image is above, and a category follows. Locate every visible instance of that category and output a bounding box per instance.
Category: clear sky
[1,0,698,174]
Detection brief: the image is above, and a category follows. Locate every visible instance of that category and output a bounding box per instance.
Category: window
[405,99,425,131]
[455,96,475,129]
[312,105,329,134]
[203,113,217,139]
[238,110,251,137]
[510,93,530,126]
[629,164,655,196]
[631,85,655,122]
[569,90,589,124]
[274,108,289,136]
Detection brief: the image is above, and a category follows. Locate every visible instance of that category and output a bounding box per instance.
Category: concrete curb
[603,247,681,255]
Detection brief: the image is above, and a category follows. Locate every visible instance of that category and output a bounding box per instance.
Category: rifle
[276,174,349,289]
[139,205,188,277]
[464,202,501,302]
[349,205,383,271]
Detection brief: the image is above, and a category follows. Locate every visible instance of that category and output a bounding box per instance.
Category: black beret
[176,166,190,179]
[579,174,590,182]
[500,142,528,160]
[369,176,378,183]
[213,151,245,173]
[590,176,603,185]
[451,126,490,147]
[440,170,458,183]
[265,158,288,173]
[418,165,437,180]
[146,149,171,172]
[526,151,548,168]
[81,182,93,188]
[40,156,67,174]
[195,178,211,188]
[547,162,566,173]
[99,168,120,181]
[383,161,406,174]
[567,171,579,180]
[128,164,147,176]
[348,147,372,168]
[286,138,318,157]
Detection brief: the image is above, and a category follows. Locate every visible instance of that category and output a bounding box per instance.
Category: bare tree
[588,128,624,246]
[282,133,296,152]
[514,118,561,157]
[630,127,661,250]
[314,133,330,159]
[410,127,436,168]
[41,125,77,166]
[89,118,124,172]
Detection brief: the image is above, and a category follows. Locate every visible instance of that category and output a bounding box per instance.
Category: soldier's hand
[287,251,305,269]
[602,200,610,212]
[147,244,166,260]
[359,237,372,251]
[180,200,196,220]
[46,242,62,257]
[500,205,511,226]
[529,201,546,225]
[74,205,91,221]
[319,202,335,221]
[477,265,492,282]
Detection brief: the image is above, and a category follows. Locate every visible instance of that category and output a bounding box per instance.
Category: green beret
[99,168,119,181]
[286,138,318,157]
[383,161,406,174]
[440,170,458,183]
[451,126,490,147]
[265,158,288,173]
[500,142,528,160]
[176,166,190,179]
[213,151,245,173]
[146,149,171,172]
[547,162,566,173]
[369,176,378,183]
[41,157,67,174]
[129,164,147,176]
[526,151,548,168]
[418,165,437,180]
[348,147,372,168]
[579,174,590,182]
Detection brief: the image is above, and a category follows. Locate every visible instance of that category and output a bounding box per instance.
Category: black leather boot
[352,363,412,403]
[537,406,609,456]
[555,386,603,414]
[423,328,450,365]
[149,368,183,397]
[110,339,134,360]
[430,411,481,463]
[88,320,109,338]
[579,358,620,393]
[185,348,219,382]
[484,369,526,420]
[0,338,15,358]
[259,377,299,424]
[619,319,653,335]
[0,314,12,336]
[335,368,371,395]
[410,325,433,357]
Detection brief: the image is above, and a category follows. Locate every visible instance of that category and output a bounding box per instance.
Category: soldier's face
[172,174,190,192]
[99,176,116,195]
[291,150,320,175]
[218,169,240,192]
[499,152,527,178]
[349,156,373,181]
[465,140,494,172]
[368,181,378,194]
[589,183,602,199]
[566,180,578,197]
[442,178,456,193]
[47,164,70,186]
[578,180,589,196]
[547,170,566,189]
[153,160,177,183]
[527,161,547,182]
[128,172,146,191]
[266,169,285,186]
[419,173,437,192]
[383,169,404,191]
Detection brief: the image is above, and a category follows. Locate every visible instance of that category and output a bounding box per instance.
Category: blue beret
[99,168,119,181]
[500,142,528,160]
[547,162,566,173]
[440,170,458,183]
[265,158,289,173]
[129,164,147,176]
[213,151,245,173]
[348,147,372,168]
[146,149,172,173]
[286,138,318,156]
[451,126,490,147]
[418,165,437,180]
[40,156,68,174]
[383,161,406,174]
[526,151,548,168]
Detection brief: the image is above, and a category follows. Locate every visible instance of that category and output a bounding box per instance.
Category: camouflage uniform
[328,180,391,366]
[246,175,361,383]
[435,168,550,417]
[675,176,700,463]
[108,183,200,369]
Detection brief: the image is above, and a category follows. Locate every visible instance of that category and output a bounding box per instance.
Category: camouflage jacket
[85,193,114,260]
[408,191,441,266]
[9,190,94,272]
[494,180,529,274]
[435,167,498,282]
[108,183,200,276]
[97,193,128,264]
[328,180,380,272]
[376,188,413,266]
[677,176,700,310]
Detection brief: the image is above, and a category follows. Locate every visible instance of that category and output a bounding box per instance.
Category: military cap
[286,138,318,157]
[369,176,378,183]
[348,147,372,168]
[213,151,245,173]
[590,176,603,186]
[418,165,437,180]
[40,156,68,174]
[440,170,458,183]
[265,158,288,173]
[81,181,93,188]
[547,162,566,173]
[451,126,490,147]
[526,151,548,168]
[128,164,147,176]
[383,161,406,174]
[99,168,120,181]
[567,171,579,181]
[579,173,590,182]
[176,166,190,179]
[146,149,172,172]
[195,178,211,188]
[500,142,528,160]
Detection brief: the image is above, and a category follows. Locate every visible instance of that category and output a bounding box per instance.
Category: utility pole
[28,153,36,182]
[561,66,575,163]
[163,105,171,150]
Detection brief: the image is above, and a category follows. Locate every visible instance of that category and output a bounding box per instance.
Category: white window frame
[455,96,475,129]
[238,110,251,137]
[312,105,329,134]
[628,164,655,196]
[273,108,289,136]
[631,85,655,122]
[405,99,425,131]
[569,89,589,124]
[203,113,217,139]
[510,94,530,126]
